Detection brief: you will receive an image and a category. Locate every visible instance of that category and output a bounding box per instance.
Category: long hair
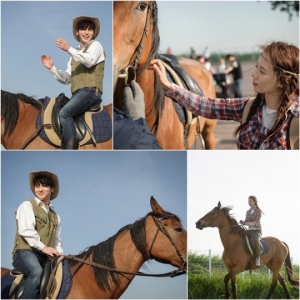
[249,195,265,215]
[235,41,299,137]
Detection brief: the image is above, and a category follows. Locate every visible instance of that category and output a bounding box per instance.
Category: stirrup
[255,258,261,266]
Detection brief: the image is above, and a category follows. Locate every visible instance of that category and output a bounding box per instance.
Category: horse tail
[283,242,299,287]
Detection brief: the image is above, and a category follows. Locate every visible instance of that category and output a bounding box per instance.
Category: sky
[1,1,299,102]
[157,1,299,56]
[188,151,300,266]
[1,151,187,299]
[1,1,112,104]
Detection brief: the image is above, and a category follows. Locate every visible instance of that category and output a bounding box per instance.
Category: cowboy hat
[73,16,100,42]
[29,171,59,200]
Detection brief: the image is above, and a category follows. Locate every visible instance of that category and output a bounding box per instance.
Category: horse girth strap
[63,254,185,278]
[19,101,51,149]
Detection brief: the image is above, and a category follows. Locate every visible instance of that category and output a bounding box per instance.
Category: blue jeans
[13,250,48,299]
[59,88,102,147]
[234,78,244,98]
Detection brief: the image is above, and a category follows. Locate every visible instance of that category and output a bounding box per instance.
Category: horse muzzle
[196,220,207,230]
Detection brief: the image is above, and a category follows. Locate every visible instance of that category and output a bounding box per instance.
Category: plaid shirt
[244,208,262,231]
[165,83,299,149]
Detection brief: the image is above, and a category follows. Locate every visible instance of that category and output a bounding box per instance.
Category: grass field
[188,252,300,299]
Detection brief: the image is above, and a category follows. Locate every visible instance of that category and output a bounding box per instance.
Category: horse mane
[68,209,180,292]
[1,90,42,136]
[221,206,247,236]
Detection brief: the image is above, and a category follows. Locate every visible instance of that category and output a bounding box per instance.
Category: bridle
[65,214,186,278]
[118,1,157,86]
[198,209,220,229]
[199,208,246,230]
[150,216,186,269]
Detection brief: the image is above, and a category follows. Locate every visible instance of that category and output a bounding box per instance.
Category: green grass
[189,273,299,299]
[188,252,299,299]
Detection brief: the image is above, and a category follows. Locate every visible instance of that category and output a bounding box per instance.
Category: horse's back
[178,57,216,98]
[263,236,289,251]
[1,268,13,299]
[1,268,10,277]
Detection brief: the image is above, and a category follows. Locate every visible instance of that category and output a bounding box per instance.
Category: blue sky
[1,1,298,102]
[1,151,187,299]
[1,1,112,104]
[188,151,300,265]
[157,1,299,56]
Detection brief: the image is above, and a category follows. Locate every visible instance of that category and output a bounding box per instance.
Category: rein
[64,254,184,278]
[64,215,186,278]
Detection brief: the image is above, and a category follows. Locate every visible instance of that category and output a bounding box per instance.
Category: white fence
[189,249,295,280]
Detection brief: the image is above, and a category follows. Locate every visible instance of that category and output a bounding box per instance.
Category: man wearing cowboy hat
[41,16,106,149]
[12,171,63,299]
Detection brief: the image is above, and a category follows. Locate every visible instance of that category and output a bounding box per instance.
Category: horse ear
[218,201,221,208]
[150,196,164,214]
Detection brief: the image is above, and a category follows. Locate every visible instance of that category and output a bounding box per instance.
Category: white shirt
[16,197,63,253]
[50,40,105,85]
[262,104,278,130]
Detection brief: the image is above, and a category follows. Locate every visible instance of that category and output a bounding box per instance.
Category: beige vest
[12,199,59,254]
[70,46,105,95]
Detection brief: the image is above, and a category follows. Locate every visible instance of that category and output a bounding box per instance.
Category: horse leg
[201,119,217,150]
[231,274,237,299]
[265,270,279,299]
[278,273,291,299]
[224,271,232,299]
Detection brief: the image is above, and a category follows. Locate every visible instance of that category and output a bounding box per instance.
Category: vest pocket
[35,212,48,225]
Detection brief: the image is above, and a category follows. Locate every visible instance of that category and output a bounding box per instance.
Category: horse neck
[137,70,157,130]
[2,101,39,149]
[217,217,240,250]
[69,227,148,299]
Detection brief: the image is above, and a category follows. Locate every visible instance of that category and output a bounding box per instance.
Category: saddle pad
[1,259,72,299]
[243,236,269,256]
[57,259,72,299]
[36,98,112,146]
[90,106,112,143]
[1,272,15,299]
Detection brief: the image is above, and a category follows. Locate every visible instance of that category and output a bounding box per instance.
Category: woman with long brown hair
[240,195,263,266]
[148,41,299,149]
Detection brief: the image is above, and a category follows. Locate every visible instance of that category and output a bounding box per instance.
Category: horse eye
[175,227,183,233]
[136,2,148,11]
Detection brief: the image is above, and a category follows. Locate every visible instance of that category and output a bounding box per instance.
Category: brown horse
[1,90,112,150]
[1,197,186,299]
[195,202,299,299]
[113,1,217,149]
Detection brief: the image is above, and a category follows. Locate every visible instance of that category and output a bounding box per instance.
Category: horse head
[113,1,159,92]
[196,201,224,230]
[148,196,187,271]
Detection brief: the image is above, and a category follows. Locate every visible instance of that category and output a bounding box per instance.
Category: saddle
[158,54,204,148]
[8,256,70,299]
[243,235,269,256]
[37,94,112,148]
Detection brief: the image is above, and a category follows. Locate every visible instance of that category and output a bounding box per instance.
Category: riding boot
[61,139,79,150]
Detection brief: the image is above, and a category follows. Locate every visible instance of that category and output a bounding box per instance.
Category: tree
[269,1,299,21]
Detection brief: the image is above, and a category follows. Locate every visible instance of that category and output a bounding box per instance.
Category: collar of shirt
[34,197,54,212]
[76,40,94,51]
